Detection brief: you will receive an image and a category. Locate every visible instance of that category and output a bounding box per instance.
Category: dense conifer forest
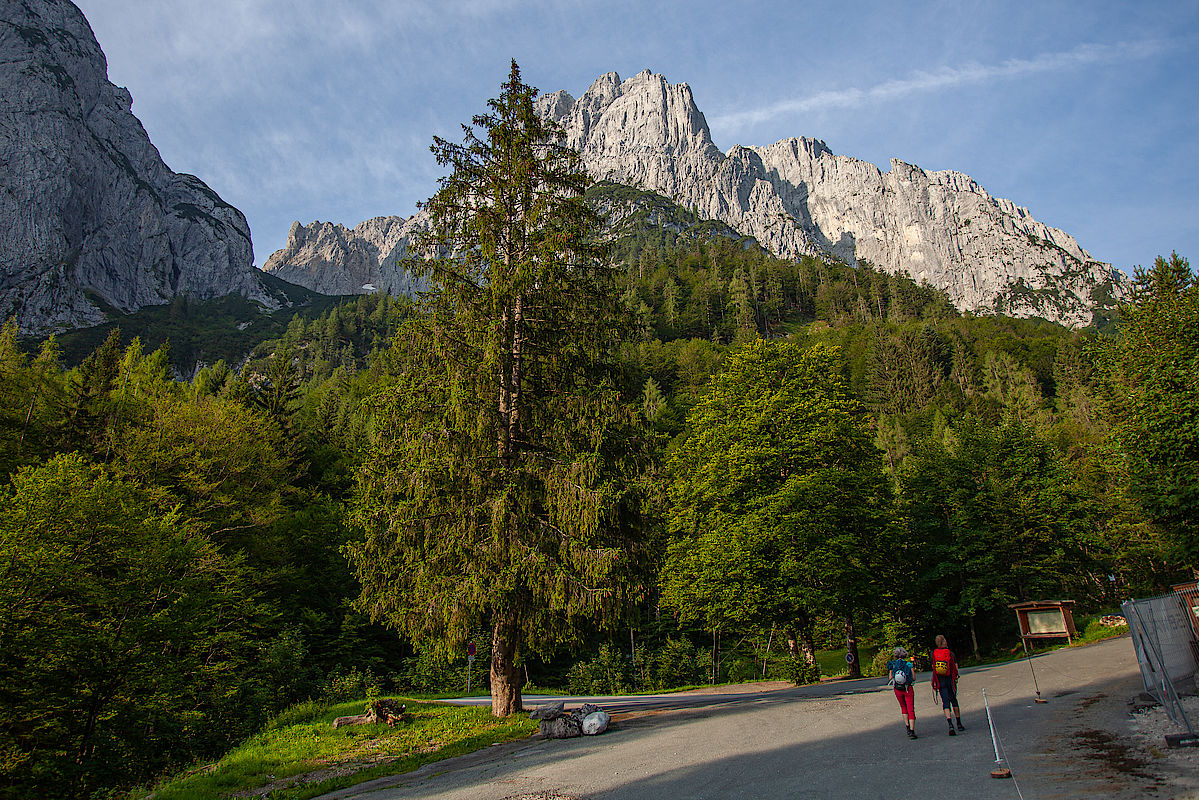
[2,187,1194,797]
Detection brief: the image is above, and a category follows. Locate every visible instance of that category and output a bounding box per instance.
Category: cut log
[332,700,407,729]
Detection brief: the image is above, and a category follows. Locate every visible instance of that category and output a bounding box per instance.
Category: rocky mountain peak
[554,70,719,162]
[266,68,1126,328]
[262,212,428,297]
[543,70,1127,327]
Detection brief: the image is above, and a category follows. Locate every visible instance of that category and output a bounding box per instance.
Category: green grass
[132,697,537,800]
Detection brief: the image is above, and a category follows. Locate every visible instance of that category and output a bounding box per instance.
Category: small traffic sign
[845,652,855,664]
[467,642,476,658]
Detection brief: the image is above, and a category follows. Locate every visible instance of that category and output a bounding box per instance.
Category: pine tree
[348,62,650,716]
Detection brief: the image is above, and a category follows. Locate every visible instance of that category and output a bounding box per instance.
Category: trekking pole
[1021,639,1048,704]
[983,689,1012,779]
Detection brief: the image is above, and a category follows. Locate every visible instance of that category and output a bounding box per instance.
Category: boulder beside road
[531,702,609,738]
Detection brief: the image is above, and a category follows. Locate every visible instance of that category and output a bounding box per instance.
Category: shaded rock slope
[262,213,428,297]
[0,0,273,335]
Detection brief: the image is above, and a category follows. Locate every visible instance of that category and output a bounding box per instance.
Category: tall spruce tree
[348,62,650,715]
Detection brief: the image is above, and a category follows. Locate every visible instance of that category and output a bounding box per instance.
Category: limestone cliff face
[261,213,428,297]
[539,70,1127,326]
[0,0,267,334]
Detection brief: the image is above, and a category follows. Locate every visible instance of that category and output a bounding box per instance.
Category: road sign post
[466,642,476,695]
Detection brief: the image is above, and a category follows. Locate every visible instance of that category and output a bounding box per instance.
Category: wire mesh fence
[1123,584,1199,738]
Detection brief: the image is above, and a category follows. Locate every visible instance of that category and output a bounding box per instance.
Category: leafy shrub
[650,637,705,689]
[867,648,893,679]
[252,627,317,712]
[393,649,477,694]
[568,644,630,695]
[783,657,821,686]
[321,666,384,701]
[724,656,760,684]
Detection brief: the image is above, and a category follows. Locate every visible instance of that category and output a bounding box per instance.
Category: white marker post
[983,689,1012,779]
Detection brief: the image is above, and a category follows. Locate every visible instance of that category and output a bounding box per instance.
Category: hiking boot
[908,730,918,739]
[948,726,956,736]
[956,720,965,731]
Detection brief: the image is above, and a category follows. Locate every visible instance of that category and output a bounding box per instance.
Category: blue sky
[74,0,1198,274]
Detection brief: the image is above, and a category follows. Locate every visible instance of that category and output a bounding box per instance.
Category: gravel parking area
[1129,694,1199,798]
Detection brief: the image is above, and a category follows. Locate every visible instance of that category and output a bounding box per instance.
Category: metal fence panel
[1124,592,1196,735]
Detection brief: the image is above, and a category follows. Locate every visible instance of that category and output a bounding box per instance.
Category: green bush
[392,649,477,694]
[783,657,822,685]
[725,656,760,684]
[650,637,705,689]
[568,643,630,695]
[322,666,384,701]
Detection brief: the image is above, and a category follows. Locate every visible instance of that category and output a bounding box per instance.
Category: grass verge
[133,697,537,800]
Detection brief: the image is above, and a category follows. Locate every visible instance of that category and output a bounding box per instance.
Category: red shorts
[894,687,915,718]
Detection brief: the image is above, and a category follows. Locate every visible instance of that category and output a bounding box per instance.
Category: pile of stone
[529,702,610,738]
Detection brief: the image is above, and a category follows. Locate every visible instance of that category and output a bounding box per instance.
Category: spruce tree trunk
[845,613,862,678]
[489,611,522,716]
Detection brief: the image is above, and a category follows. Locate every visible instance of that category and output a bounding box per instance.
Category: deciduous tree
[661,341,891,674]
[1094,252,1199,560]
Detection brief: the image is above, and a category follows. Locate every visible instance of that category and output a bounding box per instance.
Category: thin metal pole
[763,624,774,678]
[983,689,1002,764]
[982,688,1014,780]
[1021,639,1046,703]
[630,627,637,691]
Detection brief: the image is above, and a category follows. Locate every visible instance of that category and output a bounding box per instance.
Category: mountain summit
[537,70,1126,327]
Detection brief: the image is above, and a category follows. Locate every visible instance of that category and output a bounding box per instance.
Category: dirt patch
[228,756,399,798]
[1022,683,1187,799]
[1128,694,1199,798]
[1071,727,1160,782]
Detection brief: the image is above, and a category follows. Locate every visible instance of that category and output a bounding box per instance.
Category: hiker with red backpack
[931,634,965,735]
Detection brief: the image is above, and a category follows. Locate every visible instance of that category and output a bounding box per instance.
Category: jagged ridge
[538,69,1128,328]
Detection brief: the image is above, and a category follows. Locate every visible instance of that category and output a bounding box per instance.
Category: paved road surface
[319,636,1193,800]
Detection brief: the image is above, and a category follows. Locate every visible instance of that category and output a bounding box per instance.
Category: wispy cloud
[712,40,1170,131]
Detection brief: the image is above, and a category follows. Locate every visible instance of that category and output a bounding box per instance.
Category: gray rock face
[538,70,1128,327]
[261,212,428,297]
[0,0,267,335]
